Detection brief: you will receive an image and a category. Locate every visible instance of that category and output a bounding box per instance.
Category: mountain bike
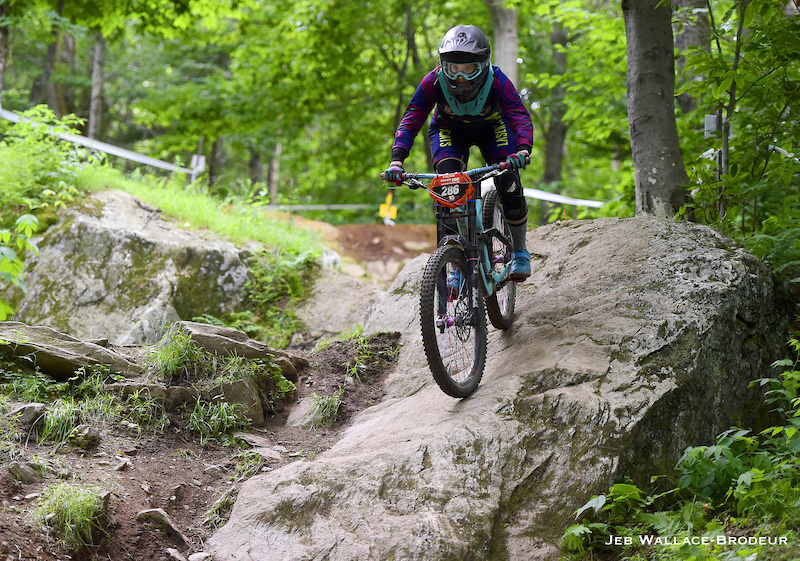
[382,162,521,398]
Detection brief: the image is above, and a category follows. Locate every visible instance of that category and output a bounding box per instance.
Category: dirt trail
[259,209,437,283]
[334,223,437,283]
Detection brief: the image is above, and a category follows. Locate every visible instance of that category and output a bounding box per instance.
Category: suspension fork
[463,200,483,326]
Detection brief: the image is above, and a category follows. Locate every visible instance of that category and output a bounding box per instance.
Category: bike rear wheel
[419,245,487,398]
[483,188,516,330]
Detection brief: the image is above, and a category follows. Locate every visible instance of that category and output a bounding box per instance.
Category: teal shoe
[446,270,463,301]
[510,249,531,281]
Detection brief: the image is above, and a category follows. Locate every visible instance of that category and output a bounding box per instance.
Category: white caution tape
[0,107,204,180]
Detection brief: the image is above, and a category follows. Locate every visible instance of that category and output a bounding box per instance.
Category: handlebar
[381,161,517,186]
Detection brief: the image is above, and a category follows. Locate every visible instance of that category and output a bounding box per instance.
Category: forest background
[0,0,795,250]
[0,1,797,321]
[0,1,800,558]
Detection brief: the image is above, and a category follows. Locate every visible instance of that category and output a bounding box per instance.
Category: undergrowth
[143,324,297,442]
[561,331,800,561]
[33,482,109,550]
[0,325,297,450]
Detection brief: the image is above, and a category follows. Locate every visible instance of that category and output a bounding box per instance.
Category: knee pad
[494,171,528,222]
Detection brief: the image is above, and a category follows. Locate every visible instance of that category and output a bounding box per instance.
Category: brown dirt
[335,223,436,264]
[0,319,402,560]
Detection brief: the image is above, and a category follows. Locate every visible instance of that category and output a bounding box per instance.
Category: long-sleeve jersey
[391,66,533,162]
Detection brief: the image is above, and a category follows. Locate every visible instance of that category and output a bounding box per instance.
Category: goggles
[442,61,483,81]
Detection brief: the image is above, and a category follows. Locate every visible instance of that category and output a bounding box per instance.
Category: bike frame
[401,164,515,317]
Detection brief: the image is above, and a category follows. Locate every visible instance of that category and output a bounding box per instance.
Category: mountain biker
[383,24,533,280]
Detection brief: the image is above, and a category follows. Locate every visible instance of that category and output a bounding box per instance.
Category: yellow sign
[379,191,397,220]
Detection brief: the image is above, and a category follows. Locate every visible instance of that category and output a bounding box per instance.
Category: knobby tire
[419,245,487,398]
[483,189,516,330]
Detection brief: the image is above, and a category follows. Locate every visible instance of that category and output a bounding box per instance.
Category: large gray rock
[206,217,790,560]
[9,190,257,345]
[0,321,141,379]
[293,268,385,344]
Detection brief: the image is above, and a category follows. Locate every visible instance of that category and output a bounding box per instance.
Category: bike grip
[380,172,407,182]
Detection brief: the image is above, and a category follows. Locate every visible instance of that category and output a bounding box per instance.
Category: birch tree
[485,0,518,86]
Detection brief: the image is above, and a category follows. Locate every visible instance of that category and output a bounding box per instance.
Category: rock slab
[206,217,790,560]
[0,321,141,379]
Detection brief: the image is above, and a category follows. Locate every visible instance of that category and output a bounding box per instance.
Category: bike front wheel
[419,245,487,398]
[483,188,516,330]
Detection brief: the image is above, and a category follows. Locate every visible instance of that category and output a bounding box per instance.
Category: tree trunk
[485,0,518,86]
[208,138,223,185]
[0,0,9,102]
[88,29,106,139]
[623,0,688,218]
[249,149,264,185]
[30,0,65,108]
[673,0,710,114]
[268,142,282,206]
[541,23,568,218]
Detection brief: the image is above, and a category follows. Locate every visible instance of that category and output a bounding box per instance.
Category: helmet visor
[442,61,482,81]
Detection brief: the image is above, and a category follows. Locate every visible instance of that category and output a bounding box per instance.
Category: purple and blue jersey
[391,66,533,166]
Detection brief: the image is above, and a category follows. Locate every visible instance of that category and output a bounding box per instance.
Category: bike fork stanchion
[466,249,481,326]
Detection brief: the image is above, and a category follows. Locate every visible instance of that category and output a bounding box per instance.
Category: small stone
[69,425,100,450]
[234,432,272,448]
[166,548,188,561]
[136,508,191,550]
[7,403,47,427]
[8,462,42,484]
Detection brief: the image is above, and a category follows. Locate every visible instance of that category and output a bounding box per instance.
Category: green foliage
[676,1,800,281]
[0,107,93,319]
[0,211,40,320]
[192,311,262,340]
[343,330,400,383]
[0,368,68,403]
[37,372,121,445]
[312,323,365,353]
[242,249,319,348]
[107,170,321,251]
[305,389,343,430]
[561,332,800,560]
[0,107,94,220]
[33,483,108,550]
[232,449,267,482]
[675,428,765,502]
[144,327,209,385]
[183,397,250,446]
[122,389,170,434]
[268,370,297,411]
[202,487,236,529]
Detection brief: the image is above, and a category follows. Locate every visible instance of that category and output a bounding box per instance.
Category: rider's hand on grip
[505,150,530,171]
[383,162,405,186]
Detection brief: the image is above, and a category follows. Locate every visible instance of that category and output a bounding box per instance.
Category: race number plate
[429,173,475,209]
